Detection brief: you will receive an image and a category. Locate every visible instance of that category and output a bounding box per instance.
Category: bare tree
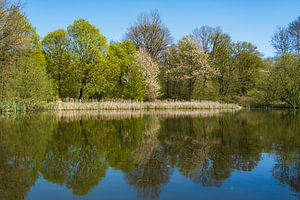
[271,27,292,55]
[125,10,172,62]
[192,26,221,53]
[288,16,300,53]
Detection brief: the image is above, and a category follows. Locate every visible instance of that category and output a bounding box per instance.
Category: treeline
[1,0,300,108]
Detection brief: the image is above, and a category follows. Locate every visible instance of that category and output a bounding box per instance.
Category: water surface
[0,110,299,200]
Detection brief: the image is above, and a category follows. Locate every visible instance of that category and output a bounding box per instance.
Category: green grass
[0,101,48,113]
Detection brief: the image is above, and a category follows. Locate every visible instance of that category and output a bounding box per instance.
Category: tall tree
[160,45,181,99]
[210,32,234,99]
[268,54,300,108]
[232,42,264,96]
[0,1,53,105]
[0,1,31,101]
[271,27,292,55]
[9,25,53,104]
[106,40,137,98]
[134,48,161,101]
[288,16,300,53]
[42,29,71,97]
[170,37,212,100]
[125,10,172,61]
[192,26,222,54]
[67,19,107,99]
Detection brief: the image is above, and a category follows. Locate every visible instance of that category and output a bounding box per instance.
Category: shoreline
[0,100,241,113]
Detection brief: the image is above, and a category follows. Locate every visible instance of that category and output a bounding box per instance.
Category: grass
[50,99,241,111]
[0,101,48,113]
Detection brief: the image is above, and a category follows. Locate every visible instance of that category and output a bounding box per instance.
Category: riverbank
[0,100,241,112]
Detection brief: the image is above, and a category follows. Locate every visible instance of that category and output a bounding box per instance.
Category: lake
[0,110,299,200]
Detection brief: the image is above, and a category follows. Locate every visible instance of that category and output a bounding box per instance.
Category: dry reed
[52,99,241,111]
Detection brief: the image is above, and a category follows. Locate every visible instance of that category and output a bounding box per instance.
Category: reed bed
[53,109,234,122]
[52,100,241,111]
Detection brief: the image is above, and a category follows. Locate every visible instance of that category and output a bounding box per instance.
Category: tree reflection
[270,112,300,197]
[273,160,300,195]
[0,114,54,200]
[1,111,300,199]
[159,117,222,186]
[125,116,172,200]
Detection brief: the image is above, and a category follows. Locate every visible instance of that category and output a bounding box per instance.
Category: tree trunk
[189,79,193,100]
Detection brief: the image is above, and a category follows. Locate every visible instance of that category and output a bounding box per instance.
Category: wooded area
[1,1,300,109]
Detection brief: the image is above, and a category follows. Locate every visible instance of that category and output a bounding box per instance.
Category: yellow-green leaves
[67,19,108,99]
[43,29,71,97]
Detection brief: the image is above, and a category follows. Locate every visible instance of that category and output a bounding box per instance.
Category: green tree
[42,29,71,98]
[268,54,300,108]
[123,65,145,100]
[232,42,264,97]
[106,40,137,98]
[0,1,34,101]
[6,19,53,106]
[210,31,234,99]
[67,19,107,99]
[160,45,181,99]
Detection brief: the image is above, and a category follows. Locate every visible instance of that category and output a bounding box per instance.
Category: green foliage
[9,51,53,104]
[210,32,234,99]
[0,5,54,109]
[106,40,137,98]
[67,19,108,99]
[162,30,264,103]
[0,2,54,111]
[41,21,145,101]
[10,28,53,104]
[232,42,264,97]
[2,7,300,109]
[268,54,300,108]
[42,29,71,97]
[123,65,145,101]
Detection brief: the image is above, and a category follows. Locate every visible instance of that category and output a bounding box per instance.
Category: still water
[0,110,300,200]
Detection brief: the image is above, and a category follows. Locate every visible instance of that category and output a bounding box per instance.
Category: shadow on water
[0,110,300,200]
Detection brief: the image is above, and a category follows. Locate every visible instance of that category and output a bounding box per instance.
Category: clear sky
[20,0,300,57]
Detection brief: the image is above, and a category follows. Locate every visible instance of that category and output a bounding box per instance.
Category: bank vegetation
[1,1,300,111]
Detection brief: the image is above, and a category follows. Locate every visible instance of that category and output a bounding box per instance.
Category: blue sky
[21,0,300,57]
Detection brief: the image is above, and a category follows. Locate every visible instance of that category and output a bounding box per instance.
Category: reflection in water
[0,111,300,199]
[0,114,54,200]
